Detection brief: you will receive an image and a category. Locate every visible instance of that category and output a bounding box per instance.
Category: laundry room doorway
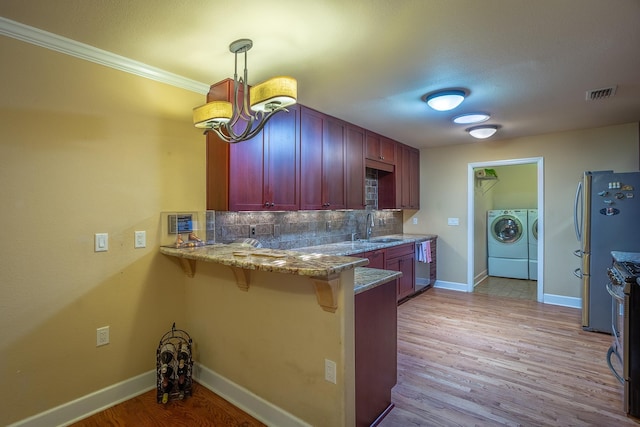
[467,158,544,302]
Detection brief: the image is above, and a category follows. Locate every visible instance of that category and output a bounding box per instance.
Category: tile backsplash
[215,210,403,249]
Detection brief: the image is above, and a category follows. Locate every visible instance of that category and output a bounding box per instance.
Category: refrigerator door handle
[573,249,582,258]
[573,268,583,279]
[574,181,583,242]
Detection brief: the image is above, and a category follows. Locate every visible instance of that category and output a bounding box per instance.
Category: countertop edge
[354,267,402,295]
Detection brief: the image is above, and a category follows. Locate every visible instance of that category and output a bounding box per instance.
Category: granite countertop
[611,251,640,264]
[294,233,437,257]
[354,267,402,295]
[160,244,368,277]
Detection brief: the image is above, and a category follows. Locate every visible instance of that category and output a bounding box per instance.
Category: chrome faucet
[366,212,374,240]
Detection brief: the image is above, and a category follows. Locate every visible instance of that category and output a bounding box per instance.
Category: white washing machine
[528,209,538,280]
[487,209,529,279]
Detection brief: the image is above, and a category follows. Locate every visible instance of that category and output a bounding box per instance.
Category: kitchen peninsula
[160,242,403,426]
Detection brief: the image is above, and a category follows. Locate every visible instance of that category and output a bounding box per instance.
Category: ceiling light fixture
[453,113,490,124]
[466,125,499,139]
[192,39,297,143]
[423,89,466,111]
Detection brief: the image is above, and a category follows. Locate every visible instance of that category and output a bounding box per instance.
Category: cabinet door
[323,116,346,209]
[408,147,420,209]
[365,250,385,269]
[379,136,396,165]
[397,253,415,300]
[265,105,299,210]
[228,132,266,211]
[300,107,324,210]
[365,132,381,161]
[345,125,366,209]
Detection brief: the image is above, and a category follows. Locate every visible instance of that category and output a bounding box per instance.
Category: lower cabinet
[364,249,385,269]
[355,279,397,426]
[385,243,416,301]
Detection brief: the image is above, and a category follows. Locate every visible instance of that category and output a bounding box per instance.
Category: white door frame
[467,157,544,302]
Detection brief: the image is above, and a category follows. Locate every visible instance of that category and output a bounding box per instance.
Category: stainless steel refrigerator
[574,170,640,332]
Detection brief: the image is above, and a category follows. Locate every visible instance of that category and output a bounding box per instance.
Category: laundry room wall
[491,164,537,209]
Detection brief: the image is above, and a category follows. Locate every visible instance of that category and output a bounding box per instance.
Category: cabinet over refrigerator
[574,170,640,332]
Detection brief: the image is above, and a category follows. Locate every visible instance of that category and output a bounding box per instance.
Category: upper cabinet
[365,131,396,166]
[300,107,346,210]
[206,80,300,211]
[204,82,416,212]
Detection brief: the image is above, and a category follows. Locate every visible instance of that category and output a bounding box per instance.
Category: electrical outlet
[134,230,146,248]
[326,221,332,231]
[97,326,110,347]
[413,217,418,225]
[325,359,337,384]
[250,225,257,236]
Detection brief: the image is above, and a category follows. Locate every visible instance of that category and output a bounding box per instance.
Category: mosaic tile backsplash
[215,210,403,249]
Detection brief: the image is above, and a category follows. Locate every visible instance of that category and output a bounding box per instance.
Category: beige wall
[184,263,355,426]
[0,37,204,424]
[403,123,639,297]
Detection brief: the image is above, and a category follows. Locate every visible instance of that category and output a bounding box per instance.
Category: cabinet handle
[264,202,270,207]
[270,202,275,207]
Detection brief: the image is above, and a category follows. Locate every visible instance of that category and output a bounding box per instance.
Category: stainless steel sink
[368,238,403,243]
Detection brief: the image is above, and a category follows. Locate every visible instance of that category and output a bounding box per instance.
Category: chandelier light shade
[193,38,297,143]
[423,89,466,111]
[452,112,490,124]
[467,125,499,139]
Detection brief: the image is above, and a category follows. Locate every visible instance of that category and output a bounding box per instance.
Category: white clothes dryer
[528,209,538,280]
[487,209,529,279]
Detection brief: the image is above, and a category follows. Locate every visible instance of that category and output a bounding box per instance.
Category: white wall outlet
[96,326,110,346]
[412,217,418,225]
[325,359,337,384]
[447,218,460,226]
[134,230,146,248]
[95,233,108,252]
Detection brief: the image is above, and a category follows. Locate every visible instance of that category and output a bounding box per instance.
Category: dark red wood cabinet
[385,243,416,301]
[300,106,346,210]
[355,279,397,426]
[365,131,396,165]
[345,125,366,209]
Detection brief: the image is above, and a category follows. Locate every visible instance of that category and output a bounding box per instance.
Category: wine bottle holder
[156,323,193,404]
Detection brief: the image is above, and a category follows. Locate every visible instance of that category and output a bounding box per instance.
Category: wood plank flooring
[69,383,266,427]
[380,288,639,426]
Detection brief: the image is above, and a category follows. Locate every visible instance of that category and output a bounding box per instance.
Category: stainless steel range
[606,251,640,417]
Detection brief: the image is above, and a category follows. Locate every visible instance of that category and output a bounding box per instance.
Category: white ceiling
[1,0,639,148]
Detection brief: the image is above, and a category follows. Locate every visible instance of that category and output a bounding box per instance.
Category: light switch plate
[95,233,108,252]
[134,231,146,248]
[447,218,460,226]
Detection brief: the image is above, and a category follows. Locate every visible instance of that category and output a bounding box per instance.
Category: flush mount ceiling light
[423,89,466,111]
[453,113,490,124]
[466,125,499,139]
[193,38,297,143]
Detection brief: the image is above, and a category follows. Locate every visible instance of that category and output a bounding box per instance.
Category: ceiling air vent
[585,85,617,101]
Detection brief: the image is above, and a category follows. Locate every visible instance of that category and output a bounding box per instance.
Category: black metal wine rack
[156,323,193,404]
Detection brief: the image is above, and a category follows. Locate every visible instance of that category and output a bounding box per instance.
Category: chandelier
[192,39,297,144]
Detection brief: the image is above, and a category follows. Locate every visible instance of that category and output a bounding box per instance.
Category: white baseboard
[8,364,309,427]
[433,280,468,292]
[8,370,155,427]
[543,293,581,309]
[194,363,311,427]
[474,270,488,287]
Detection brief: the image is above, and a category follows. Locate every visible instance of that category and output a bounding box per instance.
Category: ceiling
[1,0,639,148]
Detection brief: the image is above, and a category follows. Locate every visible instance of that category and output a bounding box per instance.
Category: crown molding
[0,16,209,94]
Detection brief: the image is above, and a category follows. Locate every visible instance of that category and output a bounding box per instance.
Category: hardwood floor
[70,383,266,427]
[380,288,639,426]
[71,288,638,426]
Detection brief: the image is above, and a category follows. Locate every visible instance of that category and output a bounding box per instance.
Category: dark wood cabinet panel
[355,279,397,426]
[300,106,346,210]
[345,125,366,209]
[378,143,420,210]
[228,133,266,211]
[384,243,416,301]
[408,146,420,209]
[323,117,346,209]
[365,131,396,165]
[264,105,300,210]
[365,249,385,269]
